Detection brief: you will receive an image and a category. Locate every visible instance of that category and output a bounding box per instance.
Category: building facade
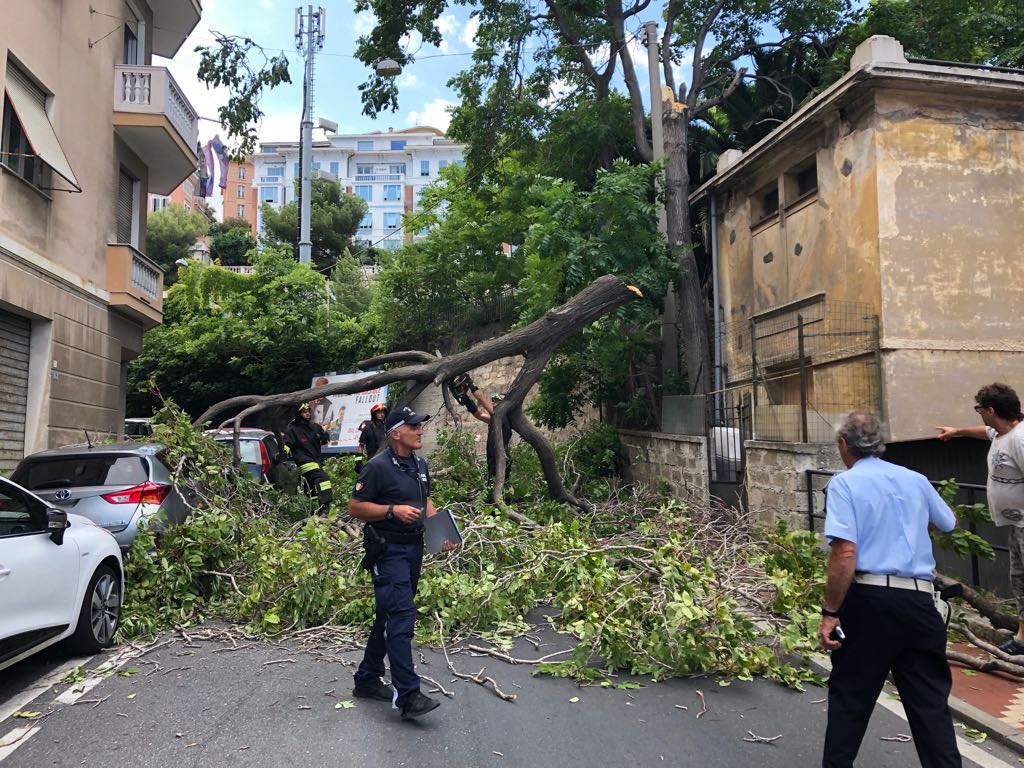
[251,126,466,251]
[0,0,201,471]
[692,36,1024,448]
[222,157,257,232]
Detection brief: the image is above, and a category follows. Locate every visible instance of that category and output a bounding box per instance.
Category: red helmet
[370,403,388,416]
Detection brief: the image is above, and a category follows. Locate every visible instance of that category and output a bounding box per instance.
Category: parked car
[0,475,123,672]
[209,428,294,488]
[123,417,154,437]
[10,443,190,554]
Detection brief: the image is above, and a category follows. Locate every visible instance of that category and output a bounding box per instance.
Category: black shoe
[399,691,440,720]
[353,678,393,701]
[1000,637,1024,656]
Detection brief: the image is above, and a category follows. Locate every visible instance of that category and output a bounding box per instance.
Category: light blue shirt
[824,456,956,580]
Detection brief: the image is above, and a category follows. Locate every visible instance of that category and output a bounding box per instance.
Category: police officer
[349,405,443,720]
[355,403,388,474]
[820,411,961,768]
[283,402,332,516]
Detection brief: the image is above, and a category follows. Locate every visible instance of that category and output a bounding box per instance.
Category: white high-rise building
[251,126,466,252]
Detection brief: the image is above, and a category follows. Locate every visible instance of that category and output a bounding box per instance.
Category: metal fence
[712,299,880,444]
[804,469,1009,595]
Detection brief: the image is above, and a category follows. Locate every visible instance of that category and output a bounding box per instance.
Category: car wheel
[69,564,121,654]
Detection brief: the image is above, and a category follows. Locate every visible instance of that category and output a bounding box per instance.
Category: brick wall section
[744,440,843,530]
[619,430,709,506]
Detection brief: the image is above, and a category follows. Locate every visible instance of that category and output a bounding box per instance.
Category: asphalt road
[1,627,1020,768]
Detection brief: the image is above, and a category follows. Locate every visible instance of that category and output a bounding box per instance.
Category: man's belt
[853,573,934,593]
[375,528,424,545]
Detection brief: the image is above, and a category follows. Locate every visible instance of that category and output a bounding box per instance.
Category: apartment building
[0,0,202,470]
[222,157,257,232]
[251,126,466,250]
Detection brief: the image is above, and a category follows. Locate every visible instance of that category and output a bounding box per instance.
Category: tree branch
[687,0,727,109]
[609,8,652,162]
[692,67,747,118]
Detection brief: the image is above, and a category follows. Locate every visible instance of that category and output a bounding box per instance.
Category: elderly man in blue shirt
[820,411,961,768]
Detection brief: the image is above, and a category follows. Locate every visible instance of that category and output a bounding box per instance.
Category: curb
[812,655,1024,758]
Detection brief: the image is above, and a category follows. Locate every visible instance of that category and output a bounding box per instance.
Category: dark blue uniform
[351,446,430,707]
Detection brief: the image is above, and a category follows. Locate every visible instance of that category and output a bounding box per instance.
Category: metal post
[798,313,808,443]
[296,5,323,265]
[871,314,883,419]
[749,318,758,438]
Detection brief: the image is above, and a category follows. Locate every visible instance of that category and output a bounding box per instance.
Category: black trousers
[823,583,961,768]
[299,465,333,516]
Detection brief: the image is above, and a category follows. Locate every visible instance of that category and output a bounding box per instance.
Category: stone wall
[744,440,843,530]
[411,355,597,454]
[619,430,709,506]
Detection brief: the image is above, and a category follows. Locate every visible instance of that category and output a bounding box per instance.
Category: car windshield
[13,456,149,490]
[215,438,262,465]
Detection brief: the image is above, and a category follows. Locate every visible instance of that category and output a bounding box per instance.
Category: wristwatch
[385,504,395,521]
[820,607,840,618]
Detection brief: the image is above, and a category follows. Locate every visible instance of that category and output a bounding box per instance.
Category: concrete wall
[744,440,843,530]
[619,430,709,506]
[874,89,1024,440]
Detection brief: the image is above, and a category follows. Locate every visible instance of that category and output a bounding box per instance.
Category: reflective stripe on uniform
[299,462,320,474]
[318,480,332,491]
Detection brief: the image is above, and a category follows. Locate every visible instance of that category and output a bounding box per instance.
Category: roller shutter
[0,310,30,473]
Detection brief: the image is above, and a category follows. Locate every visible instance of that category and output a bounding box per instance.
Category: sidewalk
[948,642,1024,754]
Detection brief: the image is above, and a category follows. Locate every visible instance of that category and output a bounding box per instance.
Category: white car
[0,475,123,672]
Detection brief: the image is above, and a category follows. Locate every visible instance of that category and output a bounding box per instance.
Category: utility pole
[295,5,325,264]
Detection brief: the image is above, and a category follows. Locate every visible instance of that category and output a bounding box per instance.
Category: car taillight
[101,481,171,505]
[259,441,271,480]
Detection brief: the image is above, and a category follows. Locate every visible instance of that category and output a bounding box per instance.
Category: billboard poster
[309,372,388,454]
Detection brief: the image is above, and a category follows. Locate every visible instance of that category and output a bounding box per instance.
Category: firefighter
[355,403,388,474]
[283,402,332,515]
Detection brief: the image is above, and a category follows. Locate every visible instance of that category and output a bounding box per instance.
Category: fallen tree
[194,275,643,513]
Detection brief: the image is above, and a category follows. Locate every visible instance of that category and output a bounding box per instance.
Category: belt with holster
[853,573,934,593]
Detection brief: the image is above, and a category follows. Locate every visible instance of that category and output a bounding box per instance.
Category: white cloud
[624,36,649,70]
[462,17,479,51]
[433,14,460,53]
[406,99,455,132]
[259,0,273,9]
[400,29,424,55]
[398,72,420,87]
[353,11,376,37]
[257,110,304,144]
[540,78,572,108]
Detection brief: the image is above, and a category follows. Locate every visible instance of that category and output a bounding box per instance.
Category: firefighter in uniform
[348,405,444,720]
[355,403,388,474]
[283,402,332,516]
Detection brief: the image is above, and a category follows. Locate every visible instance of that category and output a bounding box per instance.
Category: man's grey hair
[837,411,887,458]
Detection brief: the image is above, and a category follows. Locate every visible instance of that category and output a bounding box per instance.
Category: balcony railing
[106,244,164,330]
[355,174,404,182]
[221,265,256,275]
[113,65,199,151]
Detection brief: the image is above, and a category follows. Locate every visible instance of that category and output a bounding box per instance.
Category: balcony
[151,0,202,57]
[112,65,199,195]
[355,174,404,182]
[106,245,164,330]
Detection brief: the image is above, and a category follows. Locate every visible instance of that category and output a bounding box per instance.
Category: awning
[4,70,81,191]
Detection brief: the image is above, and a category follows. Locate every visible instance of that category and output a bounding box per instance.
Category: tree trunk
[663,108,710,396]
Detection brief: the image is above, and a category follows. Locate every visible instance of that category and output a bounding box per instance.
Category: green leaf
[335,700,355,709]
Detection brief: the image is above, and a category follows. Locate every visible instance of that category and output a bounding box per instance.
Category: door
[0,483,79,658]
[0,310,30,474]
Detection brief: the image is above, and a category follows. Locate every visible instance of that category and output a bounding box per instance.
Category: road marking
[0,646,137,764]
[0,656,93,725]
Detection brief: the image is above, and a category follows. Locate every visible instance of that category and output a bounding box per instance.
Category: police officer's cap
[385,406,430,434]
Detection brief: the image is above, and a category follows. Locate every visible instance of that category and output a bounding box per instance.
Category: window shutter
[117,171,134,243]
[6,64,46,109]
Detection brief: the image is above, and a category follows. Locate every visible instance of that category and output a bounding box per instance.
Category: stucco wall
[744,440,843,530]
[874,90,1024,440]
[619,430,709,506]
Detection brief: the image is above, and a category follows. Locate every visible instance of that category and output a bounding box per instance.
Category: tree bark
[663,103,710,395]
[194,276,643,512]
[935,573,1017,632]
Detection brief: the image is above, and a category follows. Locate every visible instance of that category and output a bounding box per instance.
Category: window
[354,185,372,202]
[266,165,284,177]
[116,169,137,245]
[389,164,406,175]
[456,158,465,167]
[236,186,245,199]
[357,164,373,175]
[238,166,246,180]
[390,140,406,150]
[151,197,168,212]
[357,140,373,151]
[183,180,193,196]
[329,161,339,176]
[123,24,138,65]
[358,213,372,230]
[785,158,818,204]
[237,204,245,217]
[0,483,44,537]
[2,81,50,189]
[293,162,300,176]
[752,181,778,225]
[383,184,401,201]
[420,160,429,177]
[313,161,321,171]
[16,456,148,490]
[259,186,279,204]
[438,159,449,171]
[384,212,400,230]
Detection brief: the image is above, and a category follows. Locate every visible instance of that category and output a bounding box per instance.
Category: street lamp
[375,58,402,77]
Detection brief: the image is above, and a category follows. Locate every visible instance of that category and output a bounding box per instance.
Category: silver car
[10,443,189,554]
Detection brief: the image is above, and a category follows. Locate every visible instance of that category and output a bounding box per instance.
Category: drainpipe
[710,194,722,394]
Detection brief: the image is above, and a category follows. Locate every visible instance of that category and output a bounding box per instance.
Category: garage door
[0,310,30,474]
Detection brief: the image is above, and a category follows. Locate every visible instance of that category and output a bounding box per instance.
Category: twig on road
[695,690,707,719]
[436,612,517,702]
[880,734,912,742]
[421,674,455,698]
[263,659,297,666]
[743,731,781,744]
[464,644,572,665]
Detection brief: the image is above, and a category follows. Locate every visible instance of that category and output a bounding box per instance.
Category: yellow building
[0,0,202,470]
[692,36,1024,447]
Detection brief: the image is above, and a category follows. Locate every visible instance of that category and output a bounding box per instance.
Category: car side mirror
[47,507,69,545]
